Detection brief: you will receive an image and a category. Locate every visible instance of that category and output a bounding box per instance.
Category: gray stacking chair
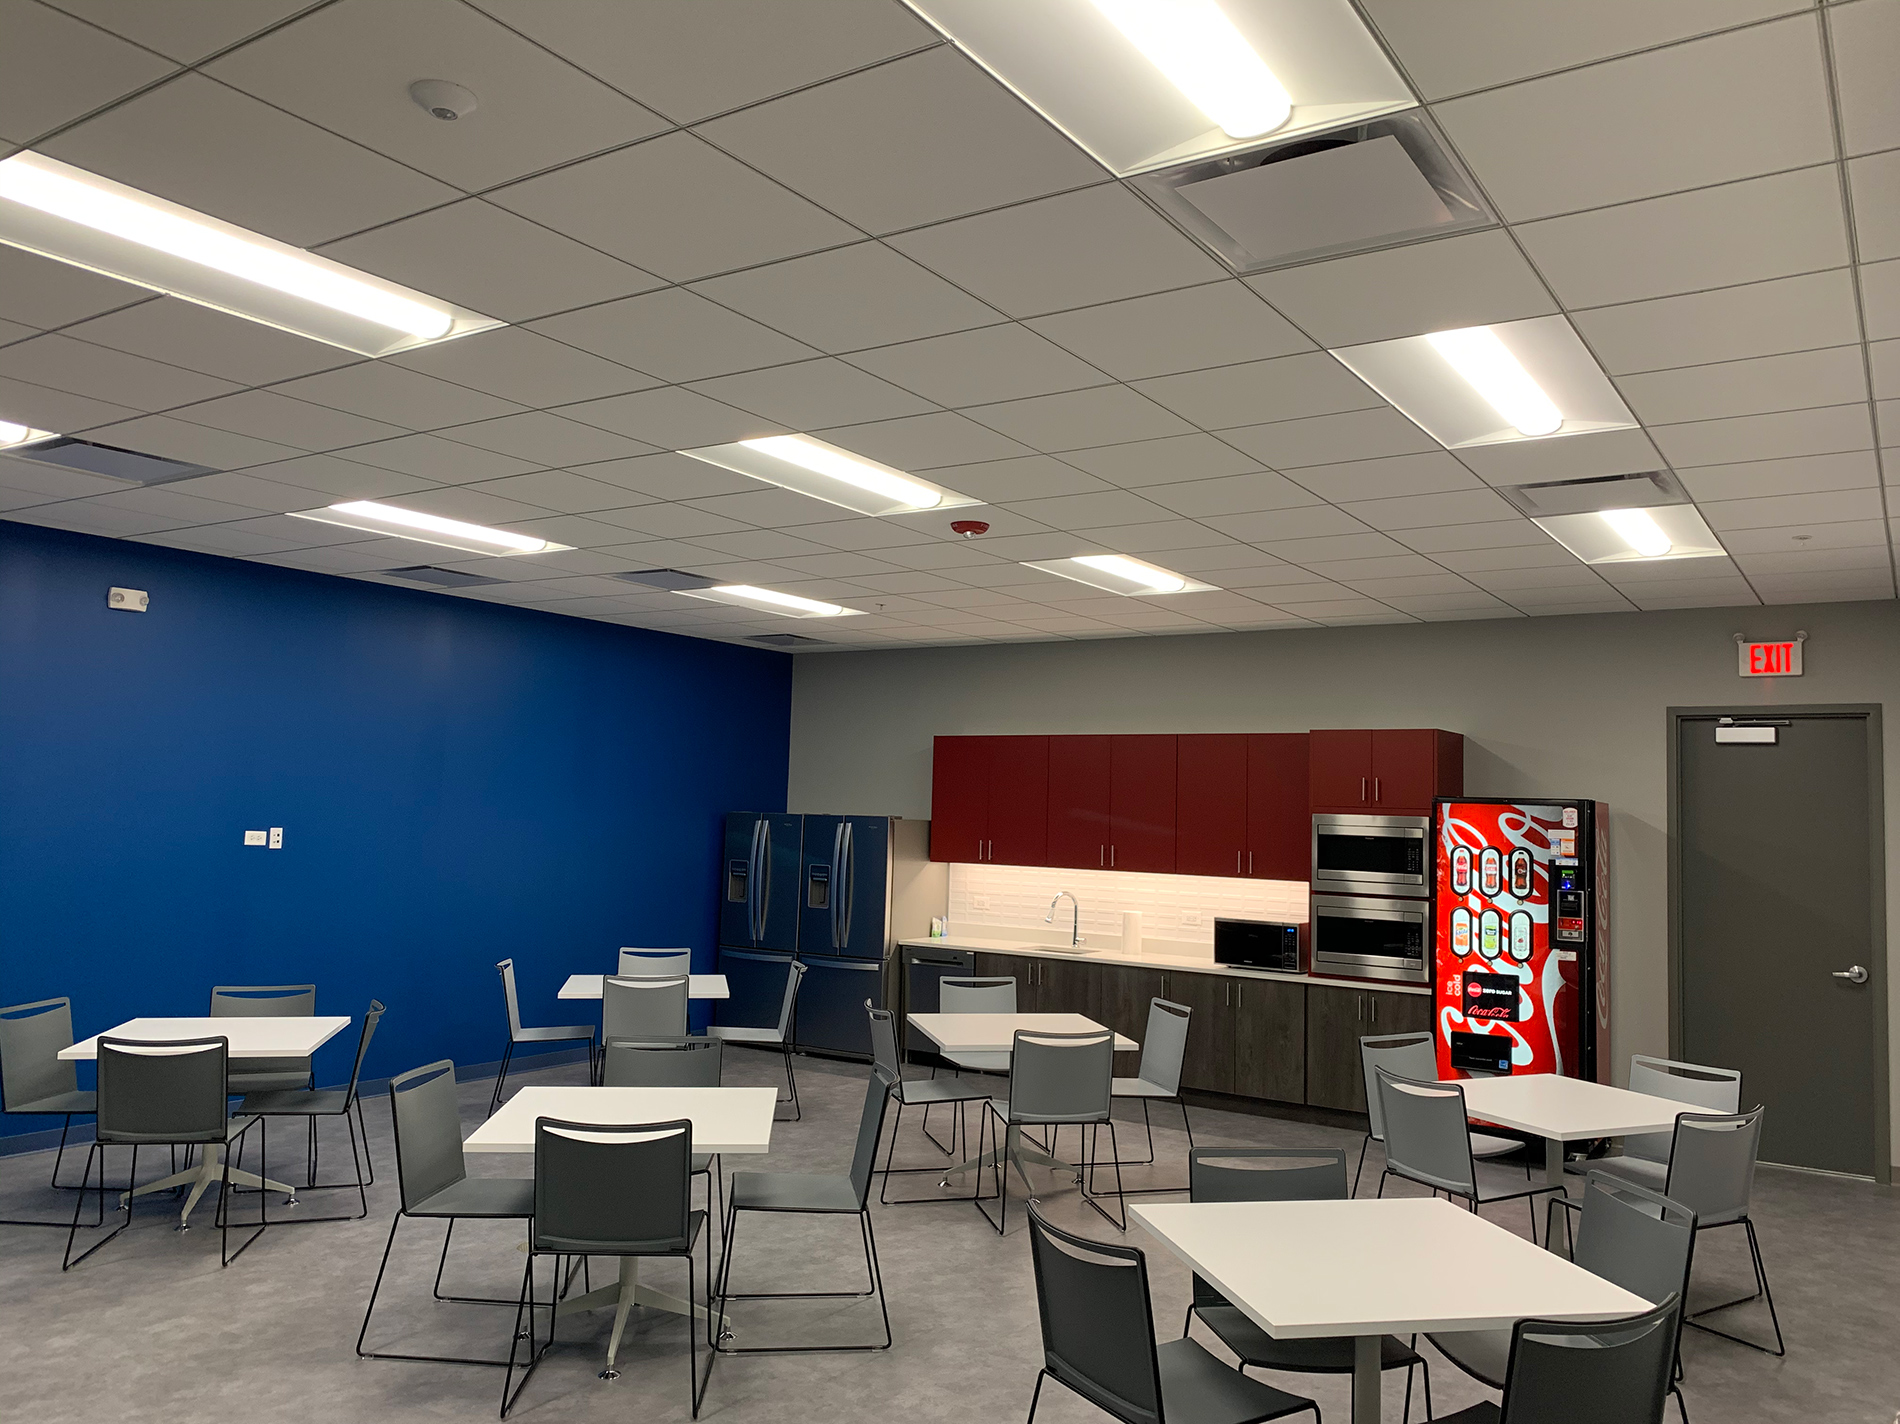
[1590,1054,1741,1192]
[865,1003,991,1205]
[981,1027,1122,1234]
[937,975,1016,1073]
[714,1067,895,1354]
[236,999,383,1220]
[1024,1202,1319,1424]
[64,1035,268,1270]
[1435,1171,1696,1422]
[601,975,689,1054]
[502,1117,711,1418]
[1356,1032,1520,1195]
[1431,1293,1682,1424]
[617,947,692,977]
[1665,1107,1783,1357]
[357,1059,535,1370]
[1185,1148,1431,1421]
[1112,998,1193,1183]
[211,983,317,1094]
[491,959,596,1115]
[1374,1066,1562,1239]
[0,996,95,1217]
[706,959,805,1120]
[601,1037,726,1244]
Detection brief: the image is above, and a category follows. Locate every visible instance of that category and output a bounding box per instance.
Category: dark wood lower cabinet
[1304,985,1436,1112]
[1159,971,1235,1095]
[1368,988,1432,1038]
[972,953,1042,1010]
[1233,978,1305,1103]
[1093,964,1165,1065]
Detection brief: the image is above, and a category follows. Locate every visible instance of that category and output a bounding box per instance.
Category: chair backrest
[1134,998,1191,1095]
[1624,1054,1741,1164]
[1375,1066,1477,1197]
[96,1036,230,1144]
[533,1117,693,1255]
[1027,1203,1164,1424]
[1498,1293,1681,1424]
[603,975,689,1041]
[496,959,524,1036]
[866,1002,901,1081]
[0,996,79,1110]
[602,1037,722,1087]
[774,959,808,1038]
[210,984,315,1018]
[1664,1107,1764,1227]
[1360,1032,1436,1141]
[847,1067,899,1208]
[617,947,692,978]
[1569,1171,1696,1361]
[342,1000,386,1104]
[940,976,1016,1015]
[1009,1029,1114,1124]
[388,1059,467,1212]
[1188,1147,1347,1310]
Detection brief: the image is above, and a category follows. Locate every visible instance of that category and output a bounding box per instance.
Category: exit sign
[1738,638,1803,677]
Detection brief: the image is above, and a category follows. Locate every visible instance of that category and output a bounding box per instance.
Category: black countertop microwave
[1213,918,1303,973]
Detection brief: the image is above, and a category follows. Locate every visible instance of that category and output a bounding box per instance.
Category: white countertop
[898,936,1430,996]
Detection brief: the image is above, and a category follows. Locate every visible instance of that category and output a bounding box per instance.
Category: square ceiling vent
[380,565,504,589]
[615,568,720,591]
[749,633,826,648]
[2,435,214,486]
[1133,111,1492,274]
[1495,470,1691,519]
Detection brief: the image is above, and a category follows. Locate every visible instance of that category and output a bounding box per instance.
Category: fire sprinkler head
[950,520,990,538]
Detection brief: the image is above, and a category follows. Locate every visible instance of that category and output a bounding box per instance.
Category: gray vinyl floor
[1,1049,1895,1424]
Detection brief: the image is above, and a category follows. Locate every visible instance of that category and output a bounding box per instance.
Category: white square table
[1133,1197,1651,1424]
[60,1015,353,1225]
[1458,1073,1714,1193]
[557,973,729,1001]
[466,1083,777,1362]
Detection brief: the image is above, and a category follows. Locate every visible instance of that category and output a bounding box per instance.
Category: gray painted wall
[787,599,1900,1159]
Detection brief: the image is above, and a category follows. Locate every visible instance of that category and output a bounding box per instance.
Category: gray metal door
[1675,712,1882,1176]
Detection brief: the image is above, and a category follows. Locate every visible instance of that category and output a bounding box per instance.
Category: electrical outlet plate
[971,895,992,911]
[243,830,267,846]
[1181,909,1203,927]
[267,827,283,849]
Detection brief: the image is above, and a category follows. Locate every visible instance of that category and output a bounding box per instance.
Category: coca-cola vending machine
[1433,798,1610,1084]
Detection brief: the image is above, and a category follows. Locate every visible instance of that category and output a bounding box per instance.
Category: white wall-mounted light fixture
[0,418,58,449]
[904,0,1411,176]
[0,152,501,358]
[682,434,979,518]
[1330,315,1637,449]
[1022,553,1213,595]
[288,500,568,556]
[675,584,865,619]
[1532,503,1725,565]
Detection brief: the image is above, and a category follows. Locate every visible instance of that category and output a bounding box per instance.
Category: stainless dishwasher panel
[902,945,974,1063]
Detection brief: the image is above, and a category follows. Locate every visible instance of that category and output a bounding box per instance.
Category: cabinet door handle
[987,839,993,860]
[1248,851,1254,875]
[1099,845,1105,867]
[1236,850,1242,874]
[1371,997,1377,1023]
[1374,778,1381,803]
[1357,995,1363,1021]
[1110,844,1116,867]
[1361,776,1368,802]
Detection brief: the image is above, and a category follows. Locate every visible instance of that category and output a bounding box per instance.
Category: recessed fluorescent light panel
[0,418,57,449]
[288,501,569,557]
[0,152,500,357]
[681,435,979,518]
[1023,554,1214,595]
[675,584,864,619]
[1329,315,1637,449]
[906,0,1412,176]
[1533,504,1725,565]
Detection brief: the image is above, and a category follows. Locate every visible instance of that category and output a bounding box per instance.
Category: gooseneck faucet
[1046,890,1082,946]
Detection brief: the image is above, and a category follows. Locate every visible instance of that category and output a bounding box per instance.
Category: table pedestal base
[557,1257,728,1372]
[1352,1335,1381,1424]
[939,1126,1077,1187]
[120,1145,296,1227]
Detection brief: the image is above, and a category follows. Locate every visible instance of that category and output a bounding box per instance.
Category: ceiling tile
[910,455,1103,504]
[387,484,553,526]
[0,332,237,410]
[963,384,1194,452]
[697,46,1102,233]
[688,528,838,559]
[587,502,749,540]
[1071,521,1249,556]
[815,411,1033,471]
[1467,564,1612,592]
[487,131,861,283]
[278,362,521,431]
[317,199,661,325]
[1315,557,1459,585]
[1617,345,1868,424]
[1571,269,1861,374]
[1867,257,1900,340]
[1216,512,1384,549]
[1830,0,1900,155]
[1062,433,1263,487]
[888,184,1227,318]
[0,458,128,505]
[1725,516,1888,553]
[1342,487,1521,531]
[780,519,942,553]
[0,248,146,332]
[1286,452,1483,502]
[1246,230,1558,348]
[1848,149,1900,262]
[438,411,656,466]
[389,327,657,407]
[1650,403,1874,467]
[1135,471,1324,519]
[1425,536,1575,567]
[570,452,756,502]
[83,483,261,525]
[469,0,934,125]
[456,470,648,516]
[1134,353,1383,431]
[168,389,406,451]
[1874,339,1900,401]
[0,0,173,143]
[338,432,538,482]
[8,499,192,538]
[691,358,937,430]
[60,297,351,384]
[1732,543,1893,575]
[0,372,138,432]
[529,288,819,383]
[848,324,1108,408]
[1455,427,1664,484]
[1219,408,1440,470]
[1678,449,1880,501]
[558,386,781,450]
[139,469,333,512]
[1432,17,1834,222]
[42,73,457,247]
[991,487,1179,528]
[76,412,301,468]
[1026,282,1312,382]
[1749,568,1895,603]
[1699,487,1887,530]
[48,0,312,63]
[236,452,435,501]
[1514,165,1850,307]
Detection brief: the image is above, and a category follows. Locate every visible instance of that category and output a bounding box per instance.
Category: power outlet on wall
[1180,909,1202,928]
[268,827,284,849]
[971,895,992,911]
[243,830,267,846]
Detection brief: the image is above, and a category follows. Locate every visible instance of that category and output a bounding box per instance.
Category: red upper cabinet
[1309,729,1373,810]
[1047,735,1112,869]
[1176,735,1248,877]
[986,736,1049,865]
[1109,735,1177,872]
[1246,733,1309,880]
[931,737,988,863]
[1309,729,1463,814]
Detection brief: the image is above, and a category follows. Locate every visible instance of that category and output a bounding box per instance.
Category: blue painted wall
[0,520,792,1142]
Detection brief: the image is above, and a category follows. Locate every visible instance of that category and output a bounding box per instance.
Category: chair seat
[894,1076,992,1106]
[706,1025,784,1046]
[1426,1404,1500,1424]
[11,1089,95,1116]
[512,1024,594,1044]
[1197,1305,1422,1374]
[692,1152,714,1173]
[410,1176,535,1220]
[1111,1077,1175,1099]
[730,1169,859,1214]
[1469,1132,1520,1159]
[1155,1336,1316,1424]
[226,1070,317,1093]
[1585,1153,1668,1191]
[98,1112,259,1148]
[989,1100,1105,1127]
[538,1209,705,1258]
[1426,1326,1511,1389]
[237,1087,353,1117]
[946,1050,1011,1072]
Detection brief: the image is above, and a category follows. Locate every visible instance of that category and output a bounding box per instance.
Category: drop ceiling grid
[0,0,1893,648]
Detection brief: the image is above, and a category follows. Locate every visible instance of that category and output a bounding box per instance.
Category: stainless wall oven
[1311,813,1430,893]
[1310,893,1430,985]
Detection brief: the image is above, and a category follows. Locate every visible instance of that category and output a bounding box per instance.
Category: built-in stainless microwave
[1311,813,1430,893]
[1310,893,1430,985]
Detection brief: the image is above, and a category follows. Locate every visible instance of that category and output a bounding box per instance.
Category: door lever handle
[1832,965,1870,984]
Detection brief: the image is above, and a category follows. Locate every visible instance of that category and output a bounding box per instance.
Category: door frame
[1666,703,1890,1184]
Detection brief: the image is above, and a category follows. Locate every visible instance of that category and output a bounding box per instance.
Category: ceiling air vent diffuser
[616,569,720,591]
[1,435,214,486]
[749,633,825,648]
[381,566,503,588]
[1495,470,1691,519]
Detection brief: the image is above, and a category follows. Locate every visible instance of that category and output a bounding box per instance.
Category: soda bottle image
[1451,907,1472,958]
[1478,909,1501,960]
[1509,848,1532,899]
[1479,847,1502,897]
[1509,911,1532,962]
[1451,846,1472,895]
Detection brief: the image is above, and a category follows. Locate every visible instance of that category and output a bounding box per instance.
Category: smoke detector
[409,80,478,121]
[950,520,990,538]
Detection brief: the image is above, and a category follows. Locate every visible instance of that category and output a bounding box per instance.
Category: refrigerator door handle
[829,819,846,951]
[839,820,856,950]
[755,818,773,945]
[747,818,765,944]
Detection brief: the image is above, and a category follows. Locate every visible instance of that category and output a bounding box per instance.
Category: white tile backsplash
[948,862,1308,959]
